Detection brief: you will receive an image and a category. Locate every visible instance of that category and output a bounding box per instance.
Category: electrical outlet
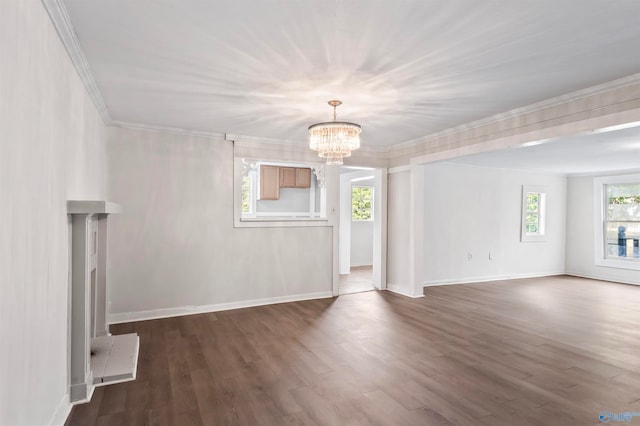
[468,253,473,261]
[489,252,495,260]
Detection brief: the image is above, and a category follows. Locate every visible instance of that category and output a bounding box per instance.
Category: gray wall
[107,128,333,320]
[1,1,108,424]
[422,163,567,284]
[351,220,374,266]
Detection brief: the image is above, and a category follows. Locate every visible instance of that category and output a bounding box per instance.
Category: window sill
[241,217,327,222]
[521,235,547,242]
[595,257,640,271]
[235,217,330,228]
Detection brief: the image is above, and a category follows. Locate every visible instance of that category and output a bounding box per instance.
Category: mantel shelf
[67,200,122,215]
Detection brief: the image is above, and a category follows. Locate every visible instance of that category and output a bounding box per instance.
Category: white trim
[388,165,412,174]
[108,291,334,324]
[93,335,140,388]
[351,175,375,183]
[70,384,95,406]
[565,272,640,286]
[234,158,331,228]
[591,120,640,134]
[41,0,111,124]
[226,133,301,145]
[385,284,425,298]
[409,165,426,297]
[244,212,326,218]
[422,271,564,287]
[568,168,640,178]
[374,168,388,291]
[112,120,226,140]
[236,219,330,227]
[227,133,390,154]
[49,393,71,426]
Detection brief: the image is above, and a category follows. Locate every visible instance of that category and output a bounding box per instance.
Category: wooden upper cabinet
[295,168,311,188]
[279,167,296,187]
[280,167,311,188]
[260,165,280,200]
[261,166,311,200]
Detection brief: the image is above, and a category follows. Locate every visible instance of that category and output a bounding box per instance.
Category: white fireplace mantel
[67,200,138,404]
[67,200,123,215]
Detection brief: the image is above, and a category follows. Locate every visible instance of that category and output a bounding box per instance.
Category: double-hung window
[521,185,547,242]
[594,174,640,270]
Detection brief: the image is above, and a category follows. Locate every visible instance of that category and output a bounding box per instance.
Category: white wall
[0,1,108,424]
[107,128,333,321]
[422,163,566,285]
[351,220,373,266]
[566,173,640,285]
[387,171,411,294]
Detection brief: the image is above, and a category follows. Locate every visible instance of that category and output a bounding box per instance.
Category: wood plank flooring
[67,276,640,425]
[339,266,375,295]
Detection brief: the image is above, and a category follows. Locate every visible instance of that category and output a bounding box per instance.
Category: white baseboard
[385,283,425,298]
[49,393,71,426]
[565,271,640,286]
[422,271,565,287]
[108,291,334,324]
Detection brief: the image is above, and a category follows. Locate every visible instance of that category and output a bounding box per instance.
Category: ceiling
[447,125,640,175]
[63,0,640,148]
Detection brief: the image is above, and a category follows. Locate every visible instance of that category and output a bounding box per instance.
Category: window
[521,185,547,242]
[594,174,640,270]
[352,186,373,221]
[604,183,640,260]
[234,158,328,227]
[525,192,544,234]
[241,175,252,214]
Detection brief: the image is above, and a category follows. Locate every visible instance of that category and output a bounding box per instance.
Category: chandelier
[308,100,361,165]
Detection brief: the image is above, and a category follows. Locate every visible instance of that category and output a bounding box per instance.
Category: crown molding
[391,72,640,152]
[111,120,226,140]
[42,0,112,124]
[567,167,640,178]
[224,133,301,145]
[225,133,390,154]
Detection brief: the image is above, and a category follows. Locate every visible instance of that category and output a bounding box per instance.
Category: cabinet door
[260,165,280,200]
[279,167,296,187]
[295,168,311,188]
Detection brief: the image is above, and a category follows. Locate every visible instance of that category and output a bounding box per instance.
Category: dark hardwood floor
[67,276,640,425]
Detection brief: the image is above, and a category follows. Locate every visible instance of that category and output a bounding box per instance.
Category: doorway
[338,167,387,295]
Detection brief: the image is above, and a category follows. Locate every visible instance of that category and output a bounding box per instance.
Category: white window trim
[593,173,640,271]
[521,185,547,242]
[233,157,329,228]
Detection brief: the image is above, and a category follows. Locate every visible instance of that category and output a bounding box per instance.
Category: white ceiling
[447,125,640,175]
[63,0,640,148]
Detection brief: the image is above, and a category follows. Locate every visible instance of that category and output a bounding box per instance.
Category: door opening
[338,167,387,295]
